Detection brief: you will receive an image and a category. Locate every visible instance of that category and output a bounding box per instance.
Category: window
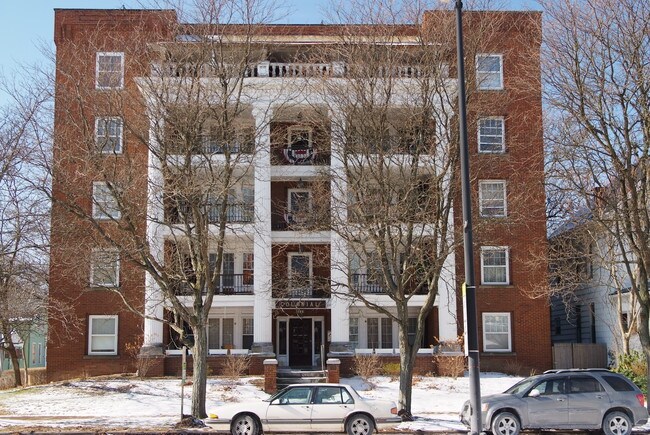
[287,189,312,224]
[95,117,123,154]
[568,376,604,393]
[367,317,393,349]
[476,54,503,90]
[603,375,635,392]
[96,52,124,89]
[482,312,511,352]
[88,315,118,355]
[481,246,509,285]
[314,387,353,404]
[208,318,235,349]
[349,317,359,349]
[288,126,313,149]
[478,118,505,153]
[90,249,120,287]
[243,253,254,286]
[533,378,566,395]
[242,318,254,350]
[288,252,312,295]
[275,386,312,405]
[92,182,121,220]
[479,181,507,217]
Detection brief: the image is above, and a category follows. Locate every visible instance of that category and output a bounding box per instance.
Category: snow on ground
[0,372,520,431]
[5,372,648,433]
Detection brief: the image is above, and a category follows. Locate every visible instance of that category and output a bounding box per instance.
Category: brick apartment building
[48,7,551,380]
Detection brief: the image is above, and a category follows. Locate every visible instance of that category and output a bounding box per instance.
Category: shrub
[383,363,401,380]
[353,354,381,382]
[124,340,157,379]
[612,351,647,393]
[222,355,251,381]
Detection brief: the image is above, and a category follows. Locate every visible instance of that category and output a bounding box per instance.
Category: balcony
[151,61,428,79]
[174,274,254,296]
[167,202,254,224]
[351,273,428,295]
[272,278,330,299]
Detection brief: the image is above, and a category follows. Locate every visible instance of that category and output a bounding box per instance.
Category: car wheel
[602,411,632,435]
[491,411,521,435]
[346,413,374,435]
[231,413,259,435]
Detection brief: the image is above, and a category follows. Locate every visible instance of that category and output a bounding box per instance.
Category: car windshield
[504,377,538,395]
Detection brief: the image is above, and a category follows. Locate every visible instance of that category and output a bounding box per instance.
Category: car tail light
[391,407,398,415]
[636,394,645,407]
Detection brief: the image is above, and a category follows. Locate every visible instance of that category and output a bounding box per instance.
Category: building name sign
[276,300,326,309]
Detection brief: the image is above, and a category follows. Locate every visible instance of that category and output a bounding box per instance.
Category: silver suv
[460,369,648,435]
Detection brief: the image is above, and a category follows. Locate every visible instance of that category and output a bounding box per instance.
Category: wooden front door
[289,318,312,367]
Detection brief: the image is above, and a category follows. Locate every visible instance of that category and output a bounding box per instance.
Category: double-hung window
[96,52,124,89]
[478,117,505,153]
[367,317,393,349]
[476,54,503,90]
[481,246,510,285]
[208,318,234,349]
[482,313,511,352]
[88,315,118,355]
[92,181,121,220]
[96,117,123,154]
[479,180,507,217]
[90,249,120,287]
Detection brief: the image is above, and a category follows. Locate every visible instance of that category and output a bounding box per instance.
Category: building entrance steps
[276,367,327,389]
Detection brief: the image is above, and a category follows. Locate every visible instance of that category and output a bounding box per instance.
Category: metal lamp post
[442,1,483,433]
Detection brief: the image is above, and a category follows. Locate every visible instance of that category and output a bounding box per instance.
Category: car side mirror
[528,389,541,398]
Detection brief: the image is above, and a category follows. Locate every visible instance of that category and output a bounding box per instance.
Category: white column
[142,115,165,355]
[437,210,458,343]
[329,110,352,354]
[251,105,274,354]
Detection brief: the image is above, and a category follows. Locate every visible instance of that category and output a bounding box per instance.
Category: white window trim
[476,53,504,91]
[90,248,120,287]
[482,312,512,352]
[92,181,121,220]
[95,117,123,154]
[287,188,312,212]
[478,180,507,218]
[287,125,313,147]
[477,116,505,153]
[95,52,125,90]
[364,317,395,349]
[480,246,510,285]
[88,315,118,355]
[288,251,313,282]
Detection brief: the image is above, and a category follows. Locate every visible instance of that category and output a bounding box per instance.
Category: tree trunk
[398,326,415,415]
[191,323,208,418]
[1,324,22,387]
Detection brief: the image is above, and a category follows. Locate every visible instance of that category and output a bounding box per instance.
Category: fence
[552,343,608,369]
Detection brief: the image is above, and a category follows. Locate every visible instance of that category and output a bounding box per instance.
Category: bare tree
[543,0,650,389]
[0,74,50,388]
[50,0,285,417]
[311,0,516,413]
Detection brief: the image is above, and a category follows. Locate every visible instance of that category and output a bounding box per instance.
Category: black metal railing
[351,274,386,294]
[168,202,254,224]
[173,274,254,295]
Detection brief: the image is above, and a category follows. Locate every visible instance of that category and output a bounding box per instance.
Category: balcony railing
[168,202,254,224]
[273,278,330,298]
[351,274,386,294]
[151,61,430,79]
[351,273,429,295]
[174,274,254,295]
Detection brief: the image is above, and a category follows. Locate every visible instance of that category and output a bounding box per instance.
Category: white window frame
[477,117,505,153]
[287,188,312,214]
[92,181,121,220]
[482,312,512,352]
[476,54,503,91]
[480,246,510,285]
[479,180,507,217]
[88,315,118,355]
[288,252,313,285]
[96,52,125,90]
[90,249,120,287]
[287,126,313,148]
[366,317,394,349]
[95,117,123,154]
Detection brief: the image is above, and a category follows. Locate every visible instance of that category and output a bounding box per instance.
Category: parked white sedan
[205,383,401,435]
